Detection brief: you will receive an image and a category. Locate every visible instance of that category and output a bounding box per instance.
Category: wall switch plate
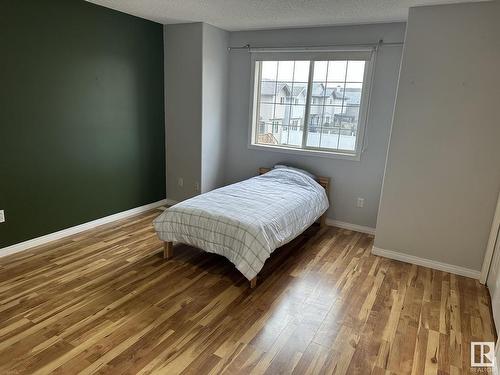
[356,198,365,208]
[0,210,5,223]
[177,178,184,187]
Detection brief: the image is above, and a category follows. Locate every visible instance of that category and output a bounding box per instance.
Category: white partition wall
[374,2,500,276]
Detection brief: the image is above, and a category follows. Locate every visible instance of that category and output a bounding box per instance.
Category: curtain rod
[227,40,403,52]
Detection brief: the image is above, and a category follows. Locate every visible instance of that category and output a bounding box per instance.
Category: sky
[261,60,365,85]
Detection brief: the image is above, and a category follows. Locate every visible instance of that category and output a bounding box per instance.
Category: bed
[153,167,330,288]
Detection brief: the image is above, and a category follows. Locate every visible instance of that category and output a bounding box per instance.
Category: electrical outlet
[356,198,365,208]
[0,210,5,223]
[194,182,200,192]
[177,177,184,187]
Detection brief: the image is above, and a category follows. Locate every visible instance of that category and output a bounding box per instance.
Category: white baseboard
[0,199,168,258]
[495,343,500,375]
[371,246,481,279]
[326,218,376,235]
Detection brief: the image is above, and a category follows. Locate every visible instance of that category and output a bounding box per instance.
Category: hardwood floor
[0,208,496,374]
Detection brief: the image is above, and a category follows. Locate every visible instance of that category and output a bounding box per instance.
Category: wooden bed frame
[162,167,331,289]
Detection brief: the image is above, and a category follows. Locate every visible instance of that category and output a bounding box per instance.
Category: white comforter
[153,168,329,280]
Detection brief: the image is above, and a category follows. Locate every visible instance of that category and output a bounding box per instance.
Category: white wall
[165,23,229,200]
[375,2,500,272]
[201,24,229,193]
[224,23,406,229]
[165,23,203,201]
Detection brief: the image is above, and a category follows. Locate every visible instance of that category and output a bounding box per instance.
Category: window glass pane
[313,61,328,82]
[324,83,343,105]
[274,82,302,104]
[261,61,277,80]
[277,61,294,81]
[257,131,279,145]
[309,104,323,119]
[311,83,326,105]
[346,61,365,82]
[294,61,310,82]
[259,109,303,143]
[286,105,305,146]
[279,125,301,147]
[256,103,275,141]
[273,125,284,144]
[319,127,340,150]
[306,112,323,148]
[285,130,302,146]
[290,104,306,120]
[258,103,274,123]
[260,80,277,103]
[292,83,308,105]
[306,130,320,148]
[322,106,342,125]
[327,61,347,81]
[343,83,363,106]
[272,104,289,126]
[343,105,361,123]
[309,114,322,131]
[338,116,358,151]
[275,82,289,104]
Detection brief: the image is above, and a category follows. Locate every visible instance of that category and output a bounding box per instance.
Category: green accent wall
[0,0,165,248]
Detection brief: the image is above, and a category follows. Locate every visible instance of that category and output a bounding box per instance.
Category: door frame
[480,191,500,284]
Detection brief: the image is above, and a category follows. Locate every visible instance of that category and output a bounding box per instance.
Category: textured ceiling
[86,0,485,31]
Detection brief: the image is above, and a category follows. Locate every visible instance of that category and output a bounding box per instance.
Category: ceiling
[86,0,484,31]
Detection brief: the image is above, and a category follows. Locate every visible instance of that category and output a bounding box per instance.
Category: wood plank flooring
[0,208,496,374]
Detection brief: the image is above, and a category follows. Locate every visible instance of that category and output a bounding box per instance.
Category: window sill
[248,143,361,161]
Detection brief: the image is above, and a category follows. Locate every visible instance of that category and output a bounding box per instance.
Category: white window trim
[247,49,376,161]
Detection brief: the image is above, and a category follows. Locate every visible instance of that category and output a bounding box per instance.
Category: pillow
[273,164,316,180]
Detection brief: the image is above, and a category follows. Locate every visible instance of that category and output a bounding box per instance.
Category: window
[272,120,280,133]
[250,52,373,159]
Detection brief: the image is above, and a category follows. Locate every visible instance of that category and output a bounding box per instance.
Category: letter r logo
[471,342,495,367]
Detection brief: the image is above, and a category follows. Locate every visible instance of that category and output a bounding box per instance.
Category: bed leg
[320,213,327,228]
[163,242,173,260]
[249,277,257,289]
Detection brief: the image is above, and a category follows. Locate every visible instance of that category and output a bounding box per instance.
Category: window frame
[248,50,375,161]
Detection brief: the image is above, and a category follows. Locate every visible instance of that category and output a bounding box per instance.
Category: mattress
[153,168,329,280]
